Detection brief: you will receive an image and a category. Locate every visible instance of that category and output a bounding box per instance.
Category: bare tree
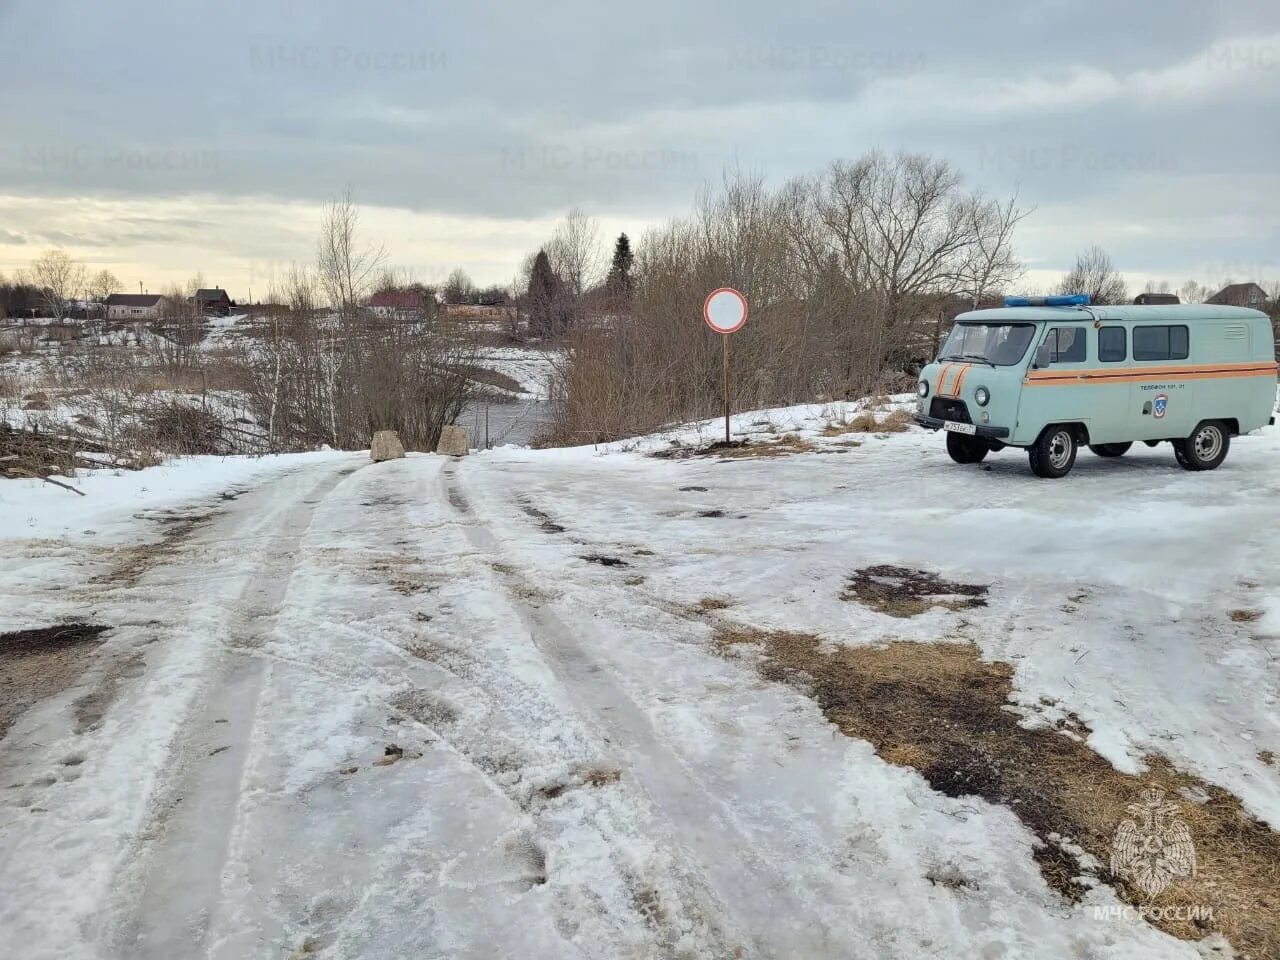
[443,268,475,305]
[87,269,120,304]
[375,265,423,294]
[815,152,978,327]
[316,188,386,321]
[1179,280,1209,304]
[29,249,87,320]
[546,207,602,301]
[281,263,321,315]
[955,191,1030,307]
[1057,244,1128,305]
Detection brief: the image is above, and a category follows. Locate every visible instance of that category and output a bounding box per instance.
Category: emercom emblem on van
[1153,394,1169,419]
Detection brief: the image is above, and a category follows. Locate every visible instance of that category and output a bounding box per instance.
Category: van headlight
[974,386,990,406]
[917,380,929,398]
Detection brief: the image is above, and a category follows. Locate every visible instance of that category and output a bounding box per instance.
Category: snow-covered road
[2,406,1277,959]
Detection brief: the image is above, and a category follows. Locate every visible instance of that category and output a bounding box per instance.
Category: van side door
[1129,322,1193,439]
[1088,323,1135,445]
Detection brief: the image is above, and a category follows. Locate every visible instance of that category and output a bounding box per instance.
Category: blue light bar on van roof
[1003,294,1092,307]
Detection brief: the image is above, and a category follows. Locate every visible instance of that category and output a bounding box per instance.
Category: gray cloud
[0,0,1277,284]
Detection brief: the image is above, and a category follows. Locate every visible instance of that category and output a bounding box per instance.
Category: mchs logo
[1111,787,1196,899]
[1153,394,1169,419]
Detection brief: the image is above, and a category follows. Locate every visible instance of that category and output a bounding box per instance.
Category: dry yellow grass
[714,626,1280,955]
[714,434,816,459]
[583,767,622,787]
[823,407,913,436]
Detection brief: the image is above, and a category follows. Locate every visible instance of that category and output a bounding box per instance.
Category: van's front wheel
[946,432,989,464]
[1174,421,1230,471]
[1029,426,1077,478]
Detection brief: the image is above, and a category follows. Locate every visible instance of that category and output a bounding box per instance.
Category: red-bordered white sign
[703,287,748,334]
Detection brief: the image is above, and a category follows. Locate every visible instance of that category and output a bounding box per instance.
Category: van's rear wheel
[946,432,989,464]
[1089,442,1132,458]
[1173,421,1230,471]
[1029,426,1077,478]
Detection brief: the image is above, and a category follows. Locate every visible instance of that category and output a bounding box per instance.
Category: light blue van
[914,297,1278,478]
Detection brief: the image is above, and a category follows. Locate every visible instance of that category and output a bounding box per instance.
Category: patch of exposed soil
[842,565,988,618]
[518,500,566,534]
[1,623,111,740]
[651,435,816,461]
[95,510,218,585]
[714,627,1280,955]
[580,554,629,567]
[393,689,458,729]
[73,648,145,733]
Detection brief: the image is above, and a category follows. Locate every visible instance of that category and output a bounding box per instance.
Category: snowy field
[1,402,1278,959]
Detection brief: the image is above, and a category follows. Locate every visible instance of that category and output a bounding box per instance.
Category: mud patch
[0,623,110,654]
[96,511,218,585]
[579,554,629,567]
[73,648,145,734]
[519,501,566,534]
[1,623,111,739]
[651,435,816,460]
[714,627,1280,954]
[392,689,458,729]
[444,478,471,513]
[362,554,443,596]
[842,565,988,618]
[506,833,547,888]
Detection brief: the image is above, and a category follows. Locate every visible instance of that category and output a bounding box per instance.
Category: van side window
[1047,326,1086,364]
[1098,326,1127,362]
[1133,325,1190,361]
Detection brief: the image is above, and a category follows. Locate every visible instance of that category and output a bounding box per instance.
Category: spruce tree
[528,249,567,337]
[606,233,634,299]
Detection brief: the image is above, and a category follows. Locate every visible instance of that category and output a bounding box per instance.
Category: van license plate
[943,421,977,436]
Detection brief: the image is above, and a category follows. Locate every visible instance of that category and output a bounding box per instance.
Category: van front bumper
[914,414,1010,439]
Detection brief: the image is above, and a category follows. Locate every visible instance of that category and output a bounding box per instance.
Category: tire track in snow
[441,462,843,958]
[110,461,366,959]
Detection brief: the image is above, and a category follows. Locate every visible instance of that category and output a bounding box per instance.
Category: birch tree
[30,248,87,320]
[316,188,386,321]
[547,208,602,301]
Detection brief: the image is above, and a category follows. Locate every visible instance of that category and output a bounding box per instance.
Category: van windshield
[938,322,1036,366]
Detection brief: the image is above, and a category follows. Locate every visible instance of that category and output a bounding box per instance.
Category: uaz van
[914,296,1278,478]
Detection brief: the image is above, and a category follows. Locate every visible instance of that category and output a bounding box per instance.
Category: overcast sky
[1,0,1277,299]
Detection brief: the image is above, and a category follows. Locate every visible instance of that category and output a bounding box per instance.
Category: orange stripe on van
[951,365,972,397]
[935,363,954,396]
[1024,361,1278,387]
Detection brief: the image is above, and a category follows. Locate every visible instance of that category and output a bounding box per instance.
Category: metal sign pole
[723,334,731,444]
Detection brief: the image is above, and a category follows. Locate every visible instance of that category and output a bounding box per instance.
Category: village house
[1207,282,1269,309]
[194,287,233,316]
[368,289,433,319]
[104,293,169,321]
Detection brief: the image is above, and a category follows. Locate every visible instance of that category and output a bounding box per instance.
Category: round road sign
[703,287,748,334]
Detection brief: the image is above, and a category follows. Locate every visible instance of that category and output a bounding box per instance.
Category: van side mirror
[1032,342,1053,369]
